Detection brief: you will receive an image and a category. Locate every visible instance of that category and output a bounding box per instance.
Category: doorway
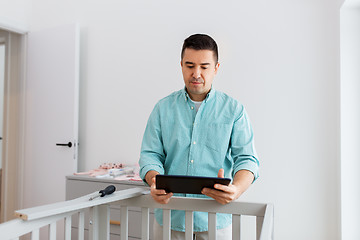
[0,24,80,226]
[0,29,26,223]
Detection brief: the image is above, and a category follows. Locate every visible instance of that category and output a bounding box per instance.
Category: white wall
[28,0,341,239]
[0,0,31,32]
[340,2,360,239]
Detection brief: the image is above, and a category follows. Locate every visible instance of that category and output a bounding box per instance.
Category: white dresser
[66,175,154,240]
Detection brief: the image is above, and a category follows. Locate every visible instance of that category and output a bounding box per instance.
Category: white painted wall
[27,0,341,239]
[0,0,31,32]
[340,2,360,240]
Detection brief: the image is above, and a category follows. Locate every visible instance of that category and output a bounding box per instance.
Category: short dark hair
[181,34,218,63]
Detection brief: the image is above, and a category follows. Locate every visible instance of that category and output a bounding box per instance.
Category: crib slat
[232,214,241,240]
[31,229,39,240]
[121,206,129,240]
[98,205,110,240]
[78,211,85,240]
[256,216,264,240]
[141,207,150,240]
[185,210,193,240]
[163,209,171,240]
[49,222,56,240]
[259,204,274,240]
[208,212,216,240]
[65,216,71,240]
[89,206,98,240]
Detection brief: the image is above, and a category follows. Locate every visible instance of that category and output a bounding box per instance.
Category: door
[23,24,79,208]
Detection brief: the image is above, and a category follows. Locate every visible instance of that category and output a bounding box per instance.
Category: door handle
[56,142,72,148]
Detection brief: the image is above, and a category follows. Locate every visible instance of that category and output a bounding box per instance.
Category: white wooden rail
[0,188,274,240]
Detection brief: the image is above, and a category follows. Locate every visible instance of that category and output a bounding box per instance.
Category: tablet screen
[156,175,231,194]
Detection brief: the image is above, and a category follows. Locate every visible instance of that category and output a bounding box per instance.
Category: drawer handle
[110,220,120,226]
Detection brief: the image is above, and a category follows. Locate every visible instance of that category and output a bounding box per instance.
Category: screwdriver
[89,185,116,201]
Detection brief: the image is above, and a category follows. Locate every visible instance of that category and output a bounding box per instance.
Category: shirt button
[193,141,196,145]
[190,160,194,163]
[191,106,194,110]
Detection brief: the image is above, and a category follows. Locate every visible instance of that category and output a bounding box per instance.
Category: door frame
[0,20,27,222]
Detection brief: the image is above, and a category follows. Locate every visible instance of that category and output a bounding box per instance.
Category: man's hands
[150,177,173,204]
[201,169,254,205]
[145,170,173,204]
[145,169,254,205]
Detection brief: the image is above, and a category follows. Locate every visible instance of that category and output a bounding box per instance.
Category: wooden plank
[98,204,110,240]
[185,210,193,240]
[78,211,85,240]
[89,206,99,240]
[0,211,76,239]
[120,205,129,240]
[259,204,274,240]
[15,188,147,221]
[31,229,39,240]
[65,216,72,240]
[163,209,171,240]
[141,207,149,240]
[15,188,267,221]
[119,195,267,217]
[232,214,241,240]
[208,213,216,240]
[110,220,120,225]
[49,222,56,240]
[256,216,264,240]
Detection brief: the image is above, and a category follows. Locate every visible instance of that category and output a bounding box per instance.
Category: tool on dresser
[89,185,116,201]
[108,167,134,177]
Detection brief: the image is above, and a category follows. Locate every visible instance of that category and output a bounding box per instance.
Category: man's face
[181,48,220,101]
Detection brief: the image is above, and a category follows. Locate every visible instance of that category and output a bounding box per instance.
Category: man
[139,34,259,239]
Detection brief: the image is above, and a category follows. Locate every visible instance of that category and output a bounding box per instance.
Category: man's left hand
[201,169,254,205]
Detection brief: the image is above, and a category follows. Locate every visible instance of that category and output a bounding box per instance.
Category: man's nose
[192,68,201,78]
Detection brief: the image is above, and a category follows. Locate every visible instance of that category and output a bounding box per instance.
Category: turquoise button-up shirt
[139,88,259,232]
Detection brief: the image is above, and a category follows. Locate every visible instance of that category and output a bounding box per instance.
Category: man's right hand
[150,177,173,204]
[145,170,173,204]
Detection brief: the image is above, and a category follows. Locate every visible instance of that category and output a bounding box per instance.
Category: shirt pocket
[162,120,191,155]
[205,123,232,153]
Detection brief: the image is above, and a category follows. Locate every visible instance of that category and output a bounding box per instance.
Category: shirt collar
[182,87,215,103]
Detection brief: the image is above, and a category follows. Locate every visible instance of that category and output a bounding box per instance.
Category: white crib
[0,188,274,240]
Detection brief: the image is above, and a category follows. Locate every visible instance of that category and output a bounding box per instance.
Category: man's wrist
[232,170,254,194]
[145,170,160,186]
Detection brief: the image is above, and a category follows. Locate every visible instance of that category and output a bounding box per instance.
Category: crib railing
[0,187,274,240]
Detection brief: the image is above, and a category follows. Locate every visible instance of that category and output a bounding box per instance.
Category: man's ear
[180,60,183,67]
[214,62,220,74]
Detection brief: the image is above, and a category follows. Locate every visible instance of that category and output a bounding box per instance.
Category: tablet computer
[156,175,231,194]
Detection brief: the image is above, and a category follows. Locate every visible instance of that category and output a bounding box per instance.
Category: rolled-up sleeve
[139,103,166,183]
[230,106,259,181]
